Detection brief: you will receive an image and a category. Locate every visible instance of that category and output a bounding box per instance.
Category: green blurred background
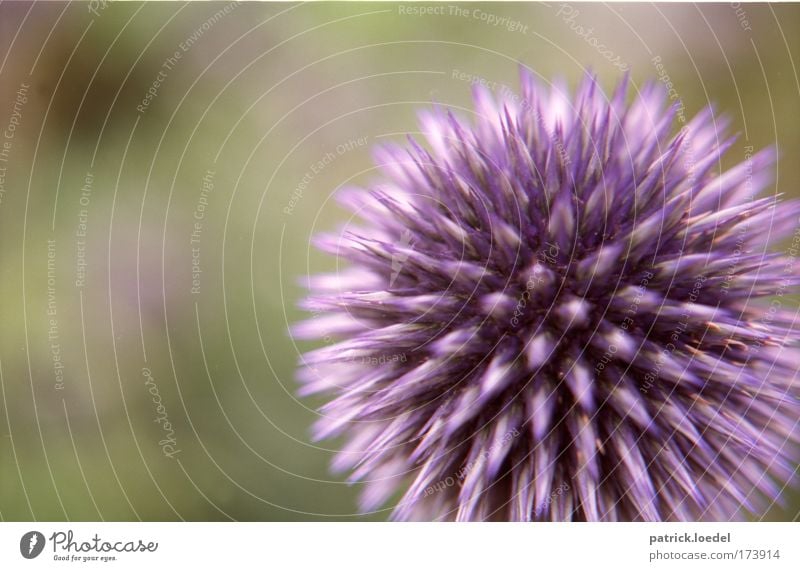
[0,1,798,521]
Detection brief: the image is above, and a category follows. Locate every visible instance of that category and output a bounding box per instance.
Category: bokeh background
[0,1,799,521]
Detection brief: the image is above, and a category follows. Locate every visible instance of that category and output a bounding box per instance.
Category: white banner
[0,522,797,570]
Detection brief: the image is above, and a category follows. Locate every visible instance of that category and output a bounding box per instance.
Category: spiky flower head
[293,70,800,521]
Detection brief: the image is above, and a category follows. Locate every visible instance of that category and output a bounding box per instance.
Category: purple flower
[293,70,800,521]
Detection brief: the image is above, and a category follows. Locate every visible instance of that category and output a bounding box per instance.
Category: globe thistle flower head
[293,69,800,521]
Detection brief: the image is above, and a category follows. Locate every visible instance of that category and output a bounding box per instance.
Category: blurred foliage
[0,2,798,521]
